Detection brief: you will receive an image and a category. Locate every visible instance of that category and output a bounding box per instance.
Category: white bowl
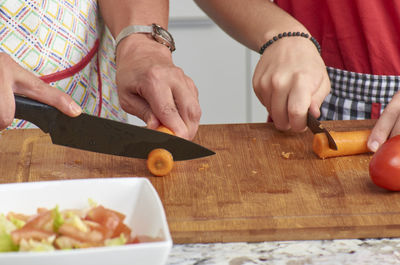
[0,178,172,265]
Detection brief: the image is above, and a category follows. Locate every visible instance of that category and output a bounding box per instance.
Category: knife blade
[14,95,215,161]
[307,112,338,150]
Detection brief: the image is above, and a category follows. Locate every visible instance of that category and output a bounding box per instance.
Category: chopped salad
[0,201,139,252]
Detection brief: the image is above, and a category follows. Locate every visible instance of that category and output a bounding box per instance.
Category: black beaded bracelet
[259,32,321,55]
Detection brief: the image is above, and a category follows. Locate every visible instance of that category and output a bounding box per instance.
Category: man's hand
[0,53,82,130]
[115,34,201,140]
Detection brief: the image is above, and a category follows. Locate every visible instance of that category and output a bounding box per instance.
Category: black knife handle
[14,95,58,133]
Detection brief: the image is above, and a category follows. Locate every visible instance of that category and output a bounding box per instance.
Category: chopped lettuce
[0,214,18,252]
[19,237,55,252]
[0,234,18,252]
[0,214,16,234]
[105,234,127,247]
[9,217,25,229]
[64,212,88,232]
[52,206,64,232]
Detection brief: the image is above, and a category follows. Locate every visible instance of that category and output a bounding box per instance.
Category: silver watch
[115,24,176,52]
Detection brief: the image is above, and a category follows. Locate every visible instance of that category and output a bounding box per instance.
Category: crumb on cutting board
[281,151,294,159]
[198,163,210,171]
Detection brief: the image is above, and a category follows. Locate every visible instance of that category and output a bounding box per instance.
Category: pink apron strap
[39,39,103,116]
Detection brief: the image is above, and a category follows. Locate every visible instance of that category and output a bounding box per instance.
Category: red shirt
[274,0,400,75]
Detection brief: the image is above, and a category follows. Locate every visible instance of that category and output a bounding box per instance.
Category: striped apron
[0,0,126,129]
[320,67,400,120]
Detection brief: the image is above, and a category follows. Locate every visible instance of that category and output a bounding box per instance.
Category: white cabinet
[127,0,268,125]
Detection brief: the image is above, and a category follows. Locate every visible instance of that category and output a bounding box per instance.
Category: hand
[0,53,82,130]
[368,91,400,152]
[115,34,201,140]
[252,36,331,132]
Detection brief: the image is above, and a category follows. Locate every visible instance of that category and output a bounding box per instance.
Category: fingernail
[369,141,379,152]
[70,102,82,115]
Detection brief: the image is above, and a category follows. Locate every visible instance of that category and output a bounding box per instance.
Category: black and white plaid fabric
[320,67,400,120]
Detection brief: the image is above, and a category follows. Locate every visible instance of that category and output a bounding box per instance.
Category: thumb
[12,62,81,117]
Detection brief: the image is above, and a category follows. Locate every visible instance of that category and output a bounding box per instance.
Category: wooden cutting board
[2,120,400,244]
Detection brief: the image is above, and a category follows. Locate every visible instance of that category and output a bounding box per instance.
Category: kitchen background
[127,0,268,126]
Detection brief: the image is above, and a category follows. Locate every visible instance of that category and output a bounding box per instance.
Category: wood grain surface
[2,120,400,244]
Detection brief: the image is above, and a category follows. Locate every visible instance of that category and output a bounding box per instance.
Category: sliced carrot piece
[312,130,372,159]
[147,148,174,176]
[146,126,175,176]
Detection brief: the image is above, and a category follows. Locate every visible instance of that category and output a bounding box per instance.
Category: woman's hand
[115,34,201,140]
[368,91,400,152]
[252,36,331,132]
[0,53,82,130]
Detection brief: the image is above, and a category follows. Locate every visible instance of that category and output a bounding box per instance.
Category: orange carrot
[147,148,174,177]
[156,125,174,135]
[146,126,175,176]
[312,130,372,159]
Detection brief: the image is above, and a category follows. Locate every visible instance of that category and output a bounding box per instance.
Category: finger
[287,76,313,132]
[0,69,15,129]
[269,73,291,131]
[118,92,161,128]
[252,69,272,114]
[390,118,400,139]
[368,94,400,152]
[287,72,329,132]
[172,78,201,140]
[11,61,81,117]
[309,74,331,117]
[186,77,199,100]
[143,85,189,139]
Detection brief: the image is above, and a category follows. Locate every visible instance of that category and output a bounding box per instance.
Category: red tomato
[112,222,132,240]
[369,135,400,191]
[86,206,122,239]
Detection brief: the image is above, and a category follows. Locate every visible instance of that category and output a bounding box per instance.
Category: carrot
[147,148,174,177]
[146,126,174,176]
[312,130,372,159]
[156,125,174,135]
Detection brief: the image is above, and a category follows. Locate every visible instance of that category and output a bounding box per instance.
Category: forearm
[98,0,171,64]
[194,0,309,52]
[98,0,169,38]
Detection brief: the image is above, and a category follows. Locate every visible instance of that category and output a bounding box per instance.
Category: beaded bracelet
[259,32,321,55]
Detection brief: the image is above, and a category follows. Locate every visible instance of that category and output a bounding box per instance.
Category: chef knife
[14,95,215,161]
[307,111,338,150]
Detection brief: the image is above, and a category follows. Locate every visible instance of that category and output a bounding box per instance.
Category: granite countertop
[167,239,400,265]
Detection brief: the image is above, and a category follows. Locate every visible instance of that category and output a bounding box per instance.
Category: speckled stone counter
[167,239,400,265]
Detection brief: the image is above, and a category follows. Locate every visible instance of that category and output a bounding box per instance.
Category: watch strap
[115,25,153,47]
[115,24,175,52]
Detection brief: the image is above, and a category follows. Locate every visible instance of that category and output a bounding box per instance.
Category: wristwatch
[115,24,176,52]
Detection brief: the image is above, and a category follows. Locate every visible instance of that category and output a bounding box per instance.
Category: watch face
[154,26,173,42]
[152,24,176,51]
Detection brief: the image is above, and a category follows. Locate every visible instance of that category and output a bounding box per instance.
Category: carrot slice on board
[146,126,175,176]
[312,130,372,159]
[147,148,174,176]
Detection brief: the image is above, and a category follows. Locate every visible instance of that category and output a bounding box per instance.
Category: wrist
[261,25,310,47]
[259,29,320,55]
[116,34,171,65]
